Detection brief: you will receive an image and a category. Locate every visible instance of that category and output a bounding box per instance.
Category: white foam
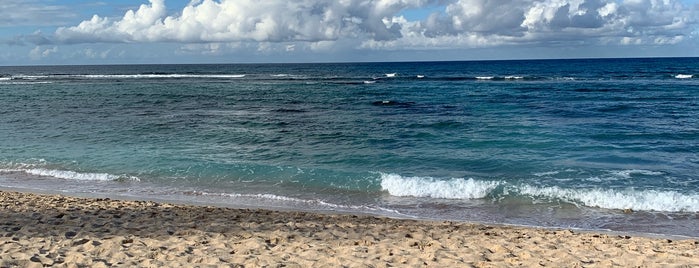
[81,74,245,79]
[0,77,11,81]
[363,80,377,84]
[380,173,501,199]
[533,171,560,177]
[8,168,140,182]
[378,172,698,212]
[11,74,245,80]
[12,75,46,80]
[416,75,425,78]
[504,76,524,80]
[608,169,663,179]
[385,73,397,78]
[675,74,693,79]
[476,76,494,80]
[193,191,401,214]
[519,185,699,212]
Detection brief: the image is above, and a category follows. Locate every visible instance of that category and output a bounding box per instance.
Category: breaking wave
[379,173,699,212]
[0,168,140,182]
[519,185,699,212]
[380,173,501,199]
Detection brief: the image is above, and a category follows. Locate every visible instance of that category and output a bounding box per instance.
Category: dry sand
[1,190,697,267]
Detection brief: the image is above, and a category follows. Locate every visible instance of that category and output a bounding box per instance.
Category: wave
[380,173,501,199]
[82,74,246,79]
[519,185,699,212]
[9,74,246,80]
[474,75,523,80]
[4,73,540,83]
[0,168,140,182]
[428,75,537,81]
[607,169,663,179]
[0,76,54,85]
[379,173,699,212]
[4,72,694,83]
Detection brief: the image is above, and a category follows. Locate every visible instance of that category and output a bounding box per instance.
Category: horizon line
[2,55,697,68]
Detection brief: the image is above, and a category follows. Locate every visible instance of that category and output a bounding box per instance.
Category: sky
[1,0,698,65]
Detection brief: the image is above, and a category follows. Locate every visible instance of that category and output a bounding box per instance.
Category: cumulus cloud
[29,46,58,60]
[367,0,696,49]
[55,0,431,44]
[49,0,696,50]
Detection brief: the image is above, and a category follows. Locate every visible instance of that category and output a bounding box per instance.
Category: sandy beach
[0,190,697,267]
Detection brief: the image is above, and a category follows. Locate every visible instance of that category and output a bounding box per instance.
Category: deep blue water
[1,58,698,237]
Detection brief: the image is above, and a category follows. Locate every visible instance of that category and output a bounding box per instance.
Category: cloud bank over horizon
[3,0,698,64]
[50,0,697,47]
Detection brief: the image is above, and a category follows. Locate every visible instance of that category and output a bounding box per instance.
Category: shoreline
[4,184,696,241]
[2,190,698,266]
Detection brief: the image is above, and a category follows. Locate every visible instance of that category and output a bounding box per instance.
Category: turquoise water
[1,58,698,236]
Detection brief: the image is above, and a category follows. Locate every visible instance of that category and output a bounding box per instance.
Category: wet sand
[1,190,697,267]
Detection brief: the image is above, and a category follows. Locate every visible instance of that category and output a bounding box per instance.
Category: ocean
[1,58,698,237]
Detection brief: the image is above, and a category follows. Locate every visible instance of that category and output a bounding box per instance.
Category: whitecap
[476,76,494,80]
[608,169,663,179]
[675,74,693,79]
[518,185,699,212]
[80,74,245,79]
[6,168,140,182]
[533,171,559,177]
[379,173,501,199]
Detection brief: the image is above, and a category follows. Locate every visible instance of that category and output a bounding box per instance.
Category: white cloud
[55,0,431,44]
[367,0,696,49]
[29,46,58,60]
[50,0,696,52]
[82,48,113,59]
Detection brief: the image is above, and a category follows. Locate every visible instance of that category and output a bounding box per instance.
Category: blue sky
[1,0,698,65]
